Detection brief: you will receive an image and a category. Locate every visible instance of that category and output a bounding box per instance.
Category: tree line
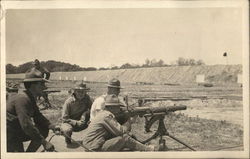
[6,58,205,74]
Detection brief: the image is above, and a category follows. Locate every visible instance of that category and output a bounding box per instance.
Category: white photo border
[1,0,249,158]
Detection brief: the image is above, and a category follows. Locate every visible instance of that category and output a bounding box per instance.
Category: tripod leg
[141,132,159,144]
[168,134,196,151]
[159,138,168,151]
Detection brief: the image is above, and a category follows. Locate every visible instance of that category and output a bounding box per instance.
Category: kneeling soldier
[60,82,92,145]
[82,94,156,151]
[7,70,57,152]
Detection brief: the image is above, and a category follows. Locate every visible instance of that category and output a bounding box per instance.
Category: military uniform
[82,110,154,151]
[60,94,92,138]
[90,94,126,121]
[7,90,50,152]
[27,60,51,108]
[90,78,126,122]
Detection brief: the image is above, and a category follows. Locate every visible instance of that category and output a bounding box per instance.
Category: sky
[5,8,243,68]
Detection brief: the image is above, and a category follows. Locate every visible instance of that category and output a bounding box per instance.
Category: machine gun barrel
[119,105,187,117]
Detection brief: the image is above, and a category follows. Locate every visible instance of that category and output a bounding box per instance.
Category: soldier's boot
[123,134,156,151]
[64,132,72,145]
[65,136,72,145]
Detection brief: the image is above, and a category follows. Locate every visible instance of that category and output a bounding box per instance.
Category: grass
[8,80,243,151]
[131,113,243,151]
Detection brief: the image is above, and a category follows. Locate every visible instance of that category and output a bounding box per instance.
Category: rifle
[113,105,196,151]
[38,90,61,110]
[43,90,61,94]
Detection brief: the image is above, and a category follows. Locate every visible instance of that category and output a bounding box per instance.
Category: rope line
[41,132,243,152]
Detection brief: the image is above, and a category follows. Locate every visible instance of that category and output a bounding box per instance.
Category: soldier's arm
[33,103,51,127]
[75,96,93,126]
[62,98,71,121]
[103,114,131,136]
[90,97,105,120]
[82,95,93,123]
[15,97,44,141]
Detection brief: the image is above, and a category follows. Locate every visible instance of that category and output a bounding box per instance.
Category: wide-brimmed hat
[23,69,49,83]
[106,78,124,89]
[73,82,90,91]
[105,94,124,106]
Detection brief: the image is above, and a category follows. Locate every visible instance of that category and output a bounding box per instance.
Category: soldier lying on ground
[7,70,58,152]
[60,82,93,146]
[82,94,157,151]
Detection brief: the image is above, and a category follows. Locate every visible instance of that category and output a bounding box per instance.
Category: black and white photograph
[1,0,249,158]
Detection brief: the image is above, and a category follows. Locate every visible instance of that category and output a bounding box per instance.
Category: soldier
[6,82,19,101]
[7,70,58,152]
[29,59,51,109]
[82,94,156,151]
[31,59,50,80]
[90,78,126,122]
[60,82,93,146]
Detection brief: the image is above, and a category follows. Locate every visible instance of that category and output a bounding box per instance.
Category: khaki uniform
[82,110,153,151]
[60,95,92,141]
[90,94,126,121]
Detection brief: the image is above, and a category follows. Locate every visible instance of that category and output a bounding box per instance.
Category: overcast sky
[6,8,242,68]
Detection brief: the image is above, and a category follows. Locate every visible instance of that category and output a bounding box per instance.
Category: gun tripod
[141,115,196,151]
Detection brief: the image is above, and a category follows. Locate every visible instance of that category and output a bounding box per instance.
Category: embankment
[6,64,242,84]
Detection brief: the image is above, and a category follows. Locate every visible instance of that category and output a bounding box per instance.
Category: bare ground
[18,80,244,152]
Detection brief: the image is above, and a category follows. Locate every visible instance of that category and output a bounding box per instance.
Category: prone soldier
[82,94,157,151]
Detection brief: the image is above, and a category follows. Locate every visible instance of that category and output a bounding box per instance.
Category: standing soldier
[31,59,50,80]
[29,59,51,109]
[7,70,58,152]
[90,78,126,122]
[60,82,93,146]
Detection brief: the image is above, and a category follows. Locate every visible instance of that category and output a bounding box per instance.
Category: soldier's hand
[54,125,62,135]
[42,140,55,152]
[64,119,77,126]
[49,123,61,134]
[76,121,84,127]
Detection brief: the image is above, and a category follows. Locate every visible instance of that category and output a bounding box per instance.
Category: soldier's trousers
[100,134,154,152]
[60,123,88,143]
[7,124,49,152]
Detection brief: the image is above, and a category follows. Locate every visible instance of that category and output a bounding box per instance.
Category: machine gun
[113,105,196,151]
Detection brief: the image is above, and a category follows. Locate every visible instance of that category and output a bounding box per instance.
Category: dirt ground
[14,80,243,152]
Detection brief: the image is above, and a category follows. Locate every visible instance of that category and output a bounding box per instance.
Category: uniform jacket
[82,110,129,150]
[7,90,50,141]
[62,94,92,126]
